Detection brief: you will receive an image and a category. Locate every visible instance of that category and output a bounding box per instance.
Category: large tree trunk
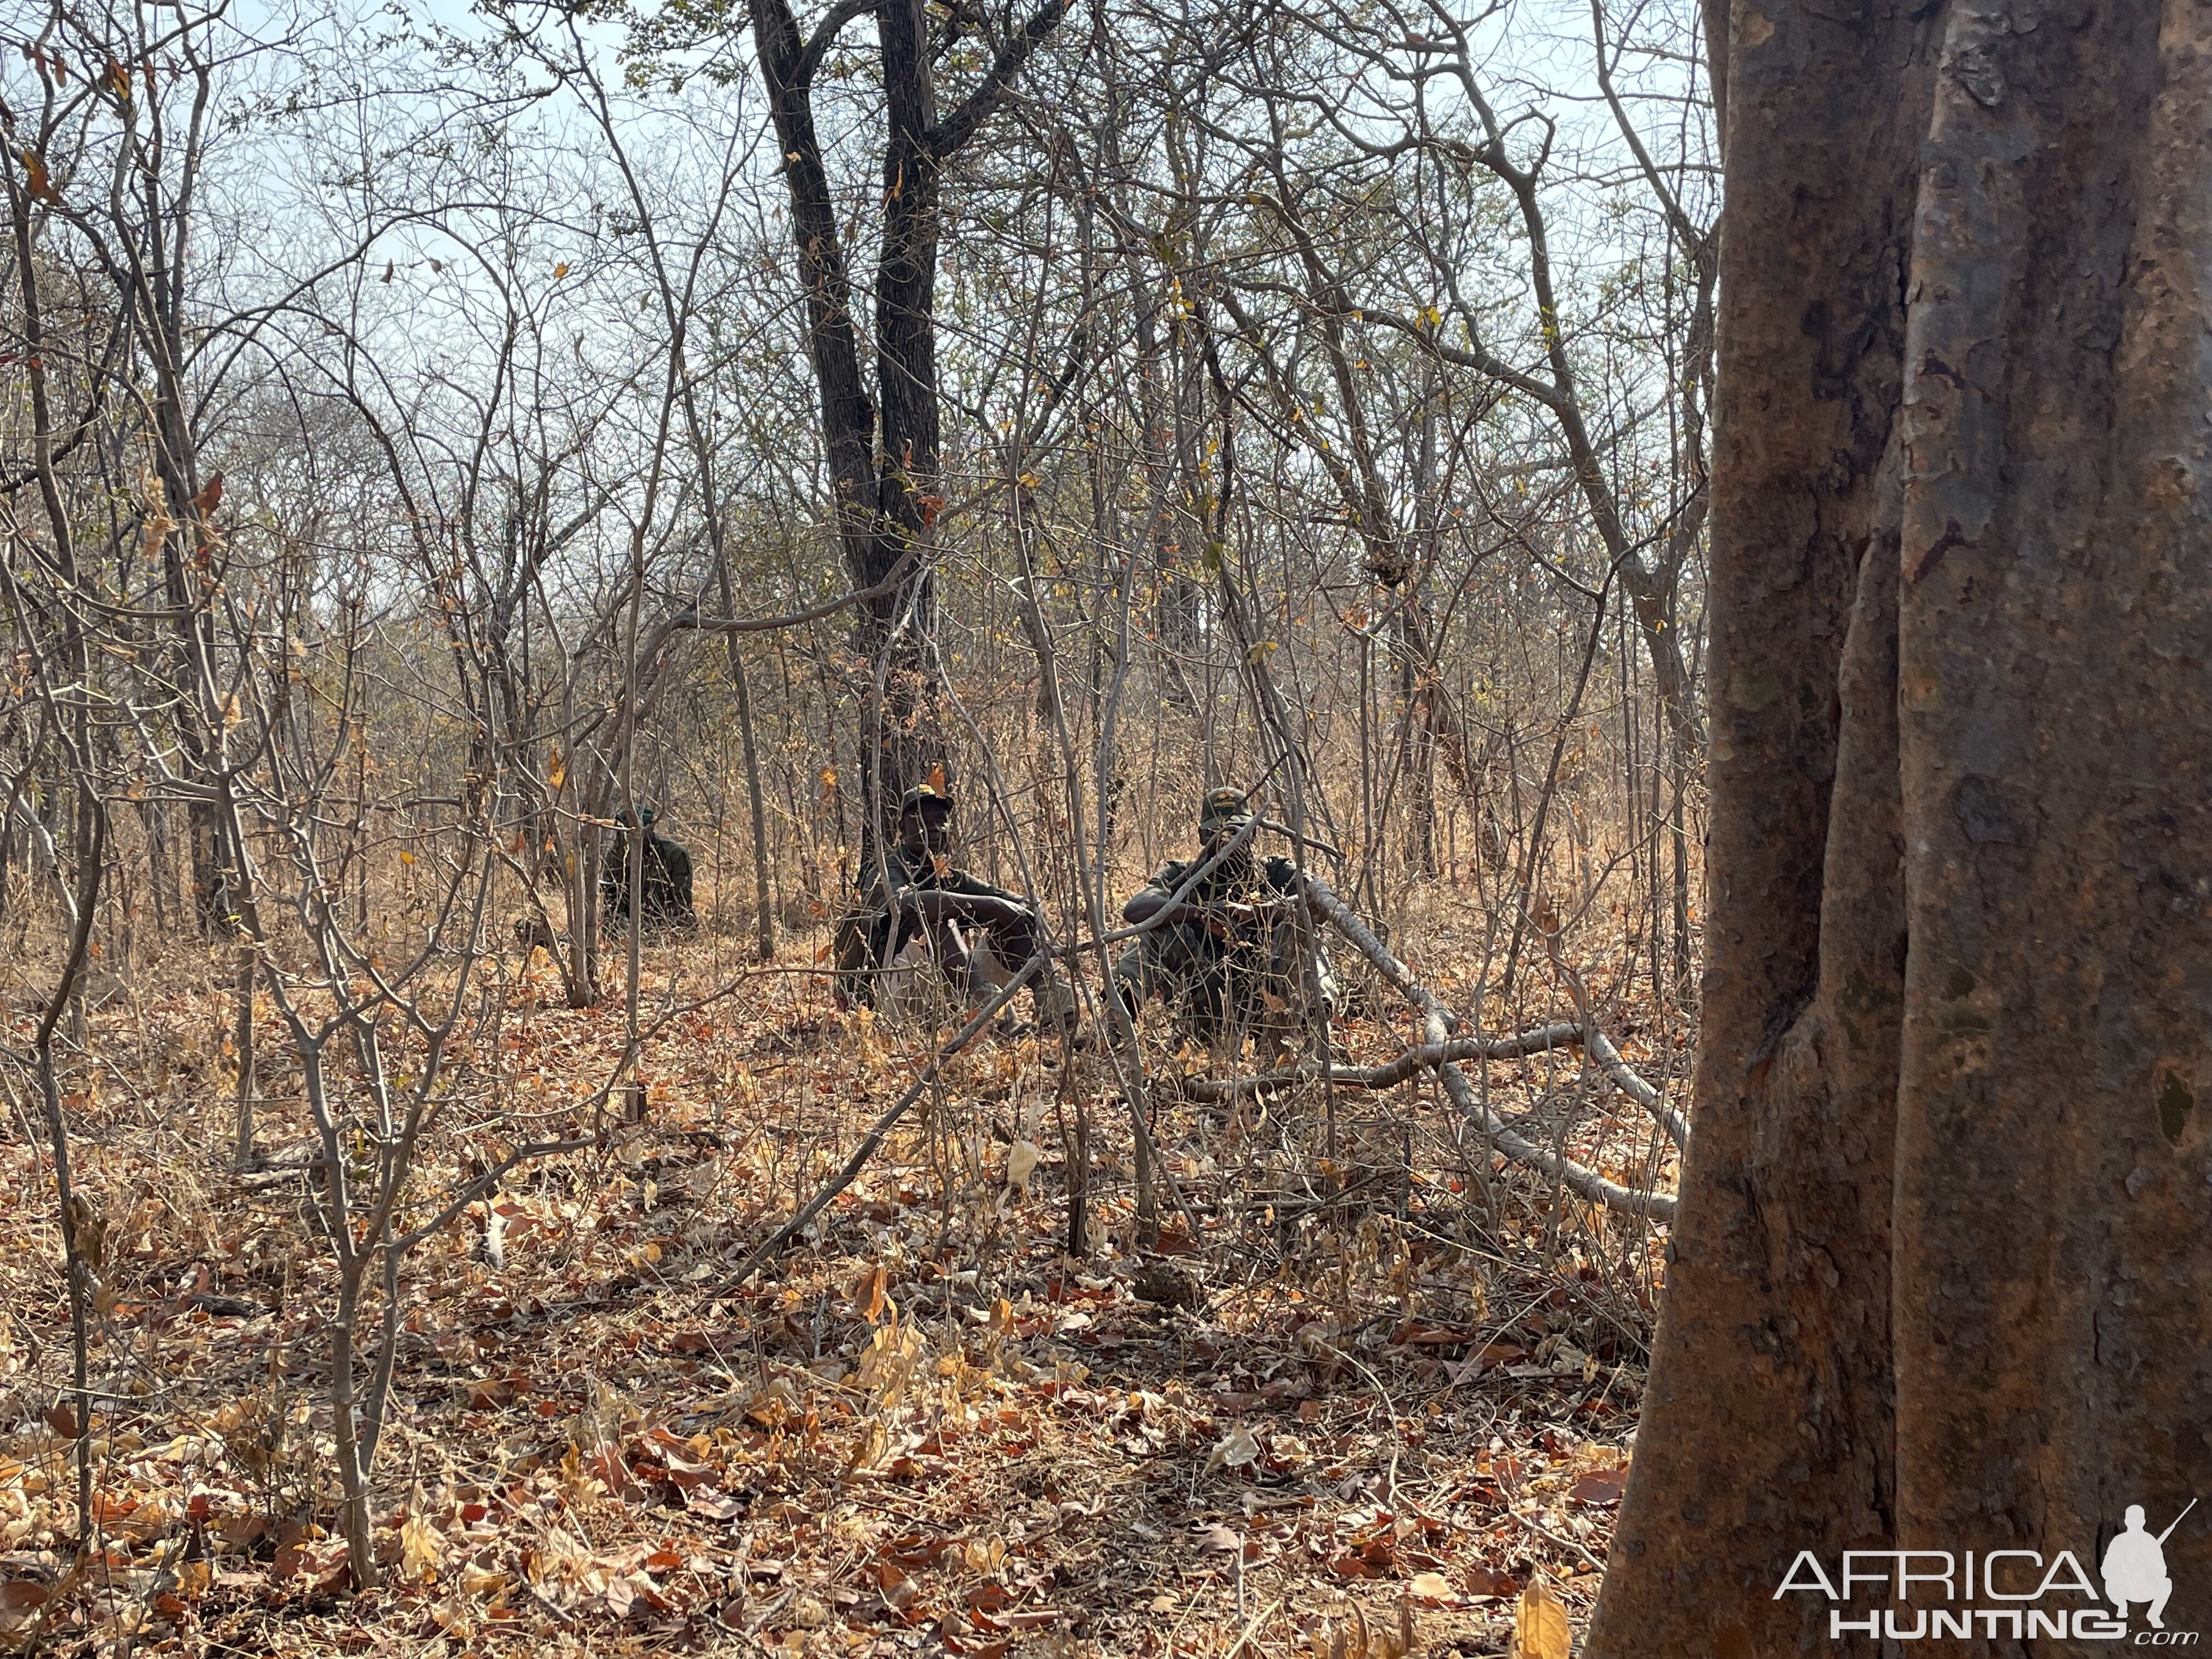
[1589,3,2212,1652]
[859,0,952,835]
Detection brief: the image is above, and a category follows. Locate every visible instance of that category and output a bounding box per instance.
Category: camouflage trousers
[833,902,1075,1027]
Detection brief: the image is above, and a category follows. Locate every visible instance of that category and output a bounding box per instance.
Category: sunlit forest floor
[0,889,1690,1656]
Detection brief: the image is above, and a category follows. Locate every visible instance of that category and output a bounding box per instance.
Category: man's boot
[1036,973,1084,1045]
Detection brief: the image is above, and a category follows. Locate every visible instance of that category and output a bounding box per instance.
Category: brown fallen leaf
[853,1260,887,1324]
[1568,1468,1627,1506]
[966,1582,1011,1613]
[1513,1582,1573,1659]
[1464,1564,1521,1599]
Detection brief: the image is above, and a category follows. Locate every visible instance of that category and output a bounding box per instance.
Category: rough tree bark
[1588,2,2212,1652]
[748,0,1069,851]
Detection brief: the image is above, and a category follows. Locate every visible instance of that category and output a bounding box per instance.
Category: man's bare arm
[905,889,1032,929]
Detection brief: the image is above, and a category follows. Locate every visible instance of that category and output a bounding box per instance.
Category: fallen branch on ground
[1299,877,1678,1221]
[1183,1023,1584,1098]
[1535,912,1689,1149]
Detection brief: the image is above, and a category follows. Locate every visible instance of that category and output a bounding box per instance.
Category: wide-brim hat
[1199,787,1252,831]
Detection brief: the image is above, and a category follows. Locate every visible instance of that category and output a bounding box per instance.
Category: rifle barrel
[2157,1498,2198,1545]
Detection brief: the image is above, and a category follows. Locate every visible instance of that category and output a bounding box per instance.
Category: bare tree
[732,0,1074,854]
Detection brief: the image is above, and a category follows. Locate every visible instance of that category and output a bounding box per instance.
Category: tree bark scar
[1909,519,1968,585]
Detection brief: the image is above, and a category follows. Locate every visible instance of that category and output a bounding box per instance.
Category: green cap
[1199,787,1252,832]
[897,783,954,818]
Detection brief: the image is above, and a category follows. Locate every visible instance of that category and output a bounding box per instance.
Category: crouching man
[1113,787,1338,1054]
[833,785,1078,1036]
[603,806,696,928]
[2102,1504,2177,1630]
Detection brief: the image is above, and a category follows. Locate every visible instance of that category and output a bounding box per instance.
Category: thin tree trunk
[35,795,105,1543]
[726,639,776,962]
[328,1270,380,1588]
[233,950,256,1167]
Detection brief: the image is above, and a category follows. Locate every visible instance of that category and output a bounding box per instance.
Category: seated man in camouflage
[834,785,1077,1033]
[603,806,696,927]
[1113,787,1338,1053]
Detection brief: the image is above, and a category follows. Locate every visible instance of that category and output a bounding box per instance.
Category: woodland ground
[0,888,1688,1657]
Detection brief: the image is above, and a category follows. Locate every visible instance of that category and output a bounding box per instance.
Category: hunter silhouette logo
[2106,1502,2194,1632]
[1777,1499,2200,1643]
